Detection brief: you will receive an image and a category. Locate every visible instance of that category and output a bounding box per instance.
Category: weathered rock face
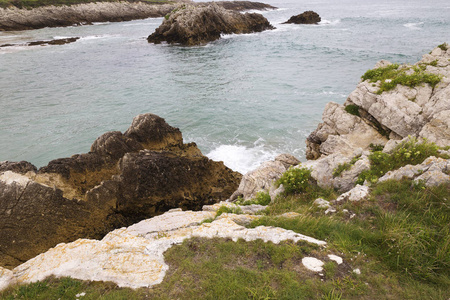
[147,3,274,46]
[283,10,321,24]
[0,113,241,269]
[306,45,450,160]
[229,154,300,201]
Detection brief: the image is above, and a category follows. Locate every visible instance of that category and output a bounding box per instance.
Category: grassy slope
[0,0,170,9]
[1,141,449,299]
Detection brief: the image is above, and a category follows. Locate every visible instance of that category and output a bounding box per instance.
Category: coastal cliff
[0,0,275,31]
[0,45,449,299]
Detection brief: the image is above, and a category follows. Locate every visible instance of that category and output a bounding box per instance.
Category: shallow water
[0,0,449,173]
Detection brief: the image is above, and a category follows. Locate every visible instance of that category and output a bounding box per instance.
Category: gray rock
[313,198,330,209]
[230,154,299,201]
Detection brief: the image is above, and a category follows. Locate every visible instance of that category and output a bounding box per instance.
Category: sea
[0,0,449,174]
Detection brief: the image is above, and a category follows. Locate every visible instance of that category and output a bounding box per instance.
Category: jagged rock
[147,3,274,46]
[335,185,370,203]
[1,37,80,48]
[379,156,450,186]
[5,208,326,291]
[283,11,321,24]
[306,45,450,160]
[0,113,241,269]
[306,102,387,159]
[303,153,370,192]
[229,154,300,201]
[0,161,37,174]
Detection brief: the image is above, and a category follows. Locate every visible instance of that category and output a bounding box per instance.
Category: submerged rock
[0,113,241,269]
[147,3,274,46]
[283,11,321,24]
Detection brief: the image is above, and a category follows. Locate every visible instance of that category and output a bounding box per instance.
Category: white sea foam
[206,144,278,174]
[403,22,424,30]
[319,19,341,26]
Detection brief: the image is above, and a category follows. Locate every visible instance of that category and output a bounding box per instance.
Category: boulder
[147,3,274,46]
[0,113,241,269]
[302,152,370,192]
[283,11,321,24]
[229,154,300,201]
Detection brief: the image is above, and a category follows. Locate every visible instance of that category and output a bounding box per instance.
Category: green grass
[235,191,272,206]
[361,63,442,94]
[356,137,447,184]
[0,0,169,9]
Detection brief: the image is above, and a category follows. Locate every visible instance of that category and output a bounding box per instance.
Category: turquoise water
[0,0,449,173]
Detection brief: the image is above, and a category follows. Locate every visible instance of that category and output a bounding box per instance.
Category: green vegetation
[438,42,448,51]
[344,104,360,117]
[0,0,168,9]
[332,155,361,177]
[235,191,272,206]
[276,166,313,194]
[215,205,242,217]
[361,63,442,94]
[356,137,447,184]
[368,143,384,152]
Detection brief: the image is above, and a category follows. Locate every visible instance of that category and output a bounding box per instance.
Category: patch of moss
[438,42,448,51]
[344,104,360,117]
[361,63,442,94]
[332,155,361,178]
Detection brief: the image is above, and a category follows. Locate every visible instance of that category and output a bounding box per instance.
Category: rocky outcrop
[0,1,275,31]
[0,37,79,47]
[0,113,241,269]
[379,156,450,187]
[306,45,450,160]
[229,154,300,201]
[147,3,274,46]
[283,10,321,24]
[1,204,326,291]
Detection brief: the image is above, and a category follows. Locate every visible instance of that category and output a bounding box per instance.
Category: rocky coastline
[0,45,449,296]
[0,0,275,31]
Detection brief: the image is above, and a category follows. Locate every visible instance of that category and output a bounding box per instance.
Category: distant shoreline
[0,0,275,31]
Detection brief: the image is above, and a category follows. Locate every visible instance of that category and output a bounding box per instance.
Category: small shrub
[357,137,442,184]
[235,191,271,206]
[369,143,384,152]
[277,166,312,194]
[344,104,360,117]
[437,43,448,51]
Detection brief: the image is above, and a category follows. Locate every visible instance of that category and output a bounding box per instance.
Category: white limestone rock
[229,154,300,201]
[328,254,343,265]
[302,257,324,272]
[335,185,370,203]
[419,110,450,147]
[303,153,370,192]
[0,171,31,187]
[0,267,15,291]
[313,198,330,209]
[7,209,326,291]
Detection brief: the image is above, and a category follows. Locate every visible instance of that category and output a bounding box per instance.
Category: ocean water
[0,0,449,174]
